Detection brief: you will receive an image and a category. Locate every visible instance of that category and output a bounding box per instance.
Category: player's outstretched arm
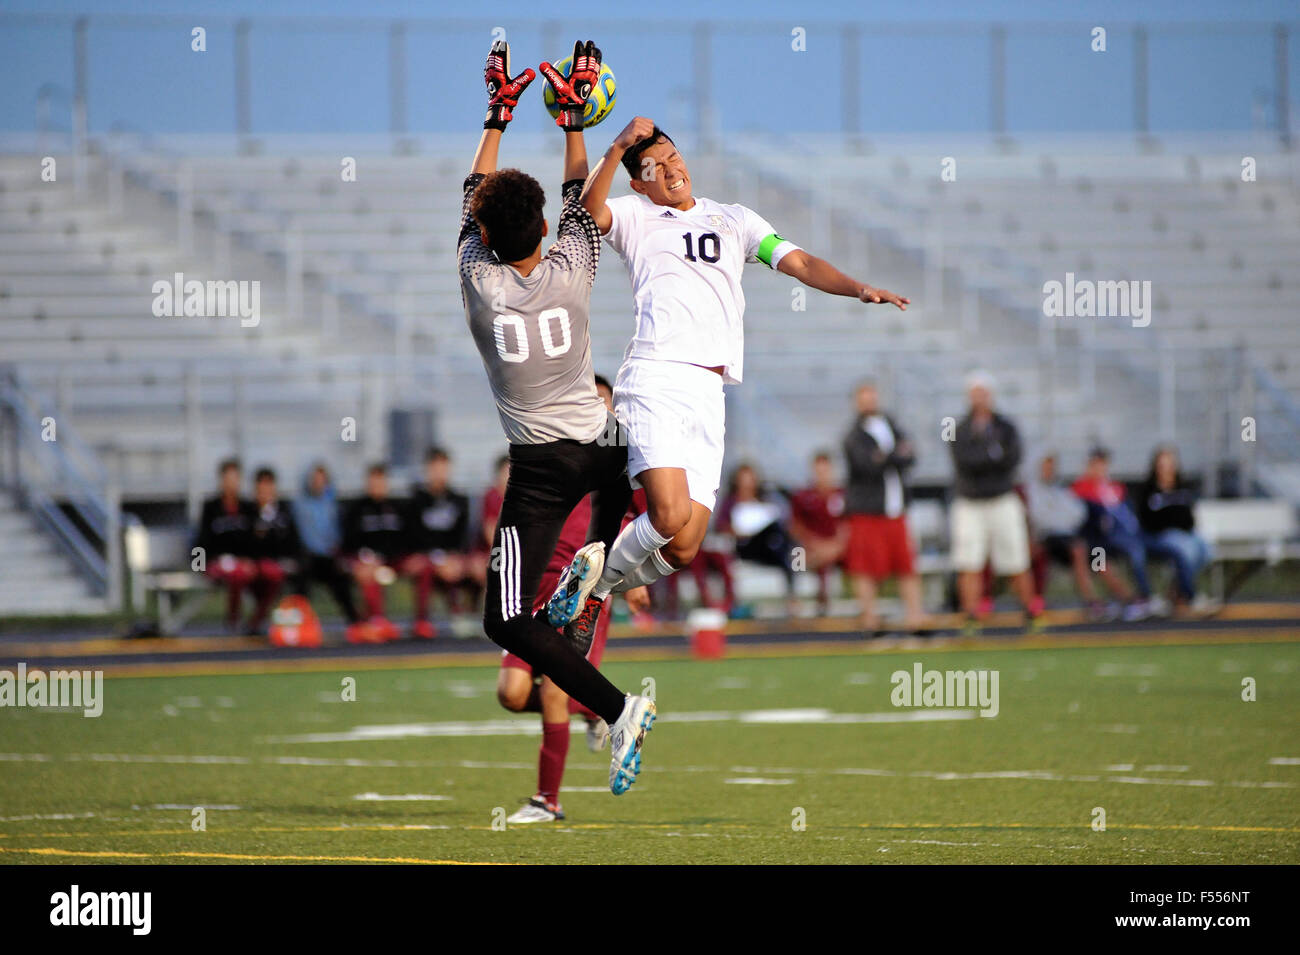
[470,40,535,176]
[580,116,655,233]
[777,250,910,310]
[540,40,604,182]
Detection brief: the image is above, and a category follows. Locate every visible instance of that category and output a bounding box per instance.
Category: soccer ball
[542,54,617,128]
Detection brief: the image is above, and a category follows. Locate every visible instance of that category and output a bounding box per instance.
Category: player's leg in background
[851,573,881,631]
[484,453,628,726]
[322,555,362,624]
[247,558,287,633]
[536,677,572,807]
[497,657,541,712]
[352,558,384,620]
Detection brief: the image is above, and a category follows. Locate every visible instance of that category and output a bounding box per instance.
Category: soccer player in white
[548,116,909,642]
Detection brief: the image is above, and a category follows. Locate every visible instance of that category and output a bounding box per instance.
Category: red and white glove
[539,39,601,132]
[483,39,535,131]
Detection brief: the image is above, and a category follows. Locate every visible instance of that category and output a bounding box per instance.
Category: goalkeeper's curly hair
[471,168,546,263]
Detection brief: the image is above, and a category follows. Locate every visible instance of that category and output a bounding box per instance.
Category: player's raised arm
[540,40,603,184]
[776,250,910,310]
[580,116,656,233]
[461,40,534,252]
[469,40,534,177]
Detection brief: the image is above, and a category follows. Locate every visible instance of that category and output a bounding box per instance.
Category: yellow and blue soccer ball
[542,55,617,128]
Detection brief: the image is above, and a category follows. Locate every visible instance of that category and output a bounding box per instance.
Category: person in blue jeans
[1072,447,1153,621]
[1136,445,1213,613]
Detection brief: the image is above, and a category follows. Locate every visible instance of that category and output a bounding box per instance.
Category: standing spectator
[343,463,433,641]
[948,372,1042,633]
[194,457,257,633]
[716,463,798,615]
[1072,447,1153,621]
[1136,445,1214,615]
[843,382,928,633]
[1026,452,1128,618]
[247,467,302,636]
[790,451,849,616]
[411,447,474,614]
[292,463,362,632]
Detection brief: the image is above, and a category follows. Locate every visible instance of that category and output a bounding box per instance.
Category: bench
[122,519,211,635]
[1193,499,1300,599]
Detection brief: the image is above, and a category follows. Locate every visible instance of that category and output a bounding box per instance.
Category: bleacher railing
[0,365,120,608]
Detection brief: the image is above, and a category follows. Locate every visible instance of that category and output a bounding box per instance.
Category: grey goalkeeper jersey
[458,174,608,446]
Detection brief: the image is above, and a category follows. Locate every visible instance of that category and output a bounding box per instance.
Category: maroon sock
[361,578,383,618]
[538,721,571,803]
[568,697,599,721]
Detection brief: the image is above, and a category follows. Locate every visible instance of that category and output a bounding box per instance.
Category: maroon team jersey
[791,486,845,539]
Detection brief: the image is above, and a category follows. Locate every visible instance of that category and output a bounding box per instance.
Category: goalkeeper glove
[539,39,601,132]
[483,39,535,131]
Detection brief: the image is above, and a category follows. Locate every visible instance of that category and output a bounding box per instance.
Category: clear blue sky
[1,0,1297,135]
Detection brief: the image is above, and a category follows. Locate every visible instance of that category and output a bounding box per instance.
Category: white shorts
[950,492,1031,575]
[614,358,726,512]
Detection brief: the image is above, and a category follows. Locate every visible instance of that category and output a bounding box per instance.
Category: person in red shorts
[789,450,850,616]
[194,457,258,633]
[842,382,930,634]
[342,463,434,642]
[494,375,649,824]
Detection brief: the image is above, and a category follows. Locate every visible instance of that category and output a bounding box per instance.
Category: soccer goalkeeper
[458,40,655,797]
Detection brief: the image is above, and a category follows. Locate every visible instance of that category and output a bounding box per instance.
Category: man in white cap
[948,371,1043,633]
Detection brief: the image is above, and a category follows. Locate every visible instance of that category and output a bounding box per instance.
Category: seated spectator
[1136,445,1214,615]
[194,457,258,633]
[844,382,929,633]
[411,446,475,615]
[716,463,798,614]
[291,463,361,628]
[1026,452,1127,619]
[789,450,849,616]
[247,467,303,636]
[343,463,433,641]
[1071,446,1153,621]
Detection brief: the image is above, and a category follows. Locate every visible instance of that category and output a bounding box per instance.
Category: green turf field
[2,639,1297,864]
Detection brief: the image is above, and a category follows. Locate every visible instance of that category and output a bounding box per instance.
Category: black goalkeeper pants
[483,425,632,726]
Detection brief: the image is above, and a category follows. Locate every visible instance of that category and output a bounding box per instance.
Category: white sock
[593,513,672,599]
[613,548,677,592]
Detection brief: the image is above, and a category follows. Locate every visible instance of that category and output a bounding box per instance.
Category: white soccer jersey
[603,193,799,384]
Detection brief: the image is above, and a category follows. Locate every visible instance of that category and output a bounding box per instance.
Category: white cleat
[586,717,609,752]
[547,541,605,628]
[608,695,656,795]
[506,796,564,824]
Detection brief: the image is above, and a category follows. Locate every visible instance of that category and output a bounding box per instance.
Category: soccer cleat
[411,619,435,640]
[586,717,609,753]
[564,594,606,656]
[506,796,565,824]
[608,695,656,795]
[546,541,606,627]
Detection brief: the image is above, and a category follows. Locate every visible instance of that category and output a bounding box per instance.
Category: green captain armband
[756,233,799,269]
